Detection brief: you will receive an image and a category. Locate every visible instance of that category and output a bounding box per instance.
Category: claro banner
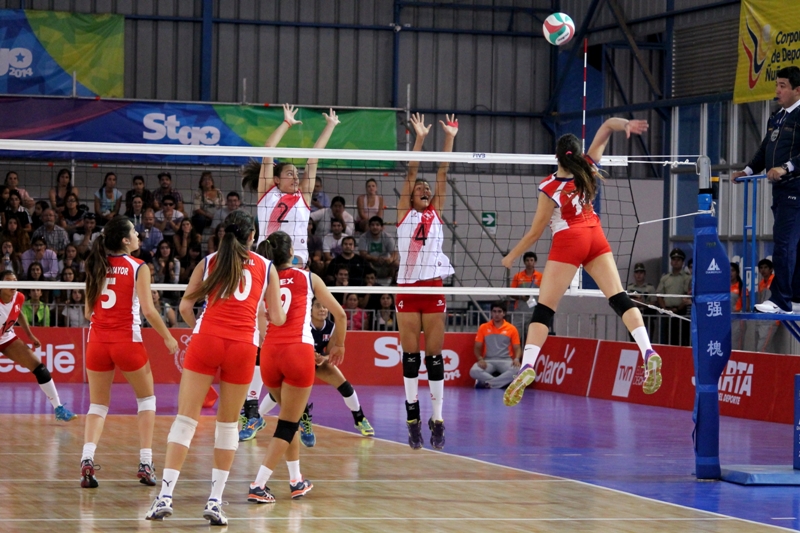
[0,329,797,424]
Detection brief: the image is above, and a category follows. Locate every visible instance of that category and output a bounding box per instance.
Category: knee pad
[167,414,198,448]
[136,395,156,413]
[531,303,555,329]
[214,421,239,451]
[425,354,445,381]
[609,291,636,317]
[87,403,109,419]
[337,381,355,398]
[273,418,300,444]
[32,364,51,385]
[402,352,420,379]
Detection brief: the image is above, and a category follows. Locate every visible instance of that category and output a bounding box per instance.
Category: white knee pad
[87,404,109,419]
[167,415,198,448]
[136,395,156,413]
[214,421,239,451]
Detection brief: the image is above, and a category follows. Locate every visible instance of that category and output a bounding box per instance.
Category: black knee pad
[337,381,355,398]
[530,304,555,329]
[255,347,260,366]
[425,354,445,381]
[609,291,636,317]
[402,352,420,379]
[32,364,51,385]
[273,418,300,444]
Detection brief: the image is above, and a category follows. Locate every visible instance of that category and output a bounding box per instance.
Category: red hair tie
[565,151,573,155]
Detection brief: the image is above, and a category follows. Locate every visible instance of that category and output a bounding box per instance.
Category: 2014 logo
[0,48,33,78]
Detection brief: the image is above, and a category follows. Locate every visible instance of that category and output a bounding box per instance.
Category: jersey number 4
[414,224,427,245]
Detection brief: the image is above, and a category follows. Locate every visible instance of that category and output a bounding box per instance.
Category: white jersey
[257,186,310,263]
[396,205,454,284]
[0,292,24,346]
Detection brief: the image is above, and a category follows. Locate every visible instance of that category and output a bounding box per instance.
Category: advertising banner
[530,336,597,396]
[734,0,800,103]
[0,97,398,167]
[0,327,84,383]
[0,10,123,97]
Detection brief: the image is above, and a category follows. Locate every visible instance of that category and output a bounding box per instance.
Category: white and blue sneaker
[202,498,227,526]
[145,495,173,520]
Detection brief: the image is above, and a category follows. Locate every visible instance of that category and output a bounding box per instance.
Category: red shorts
[548,225,612,267]
[260,343,316,389]
[182,333,257,385]
[87,341,149,373]
[0,335,18,352]
[396,279,447,314]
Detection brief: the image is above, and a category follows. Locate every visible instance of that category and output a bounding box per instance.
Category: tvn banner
[735,0,800,103]
[0,97,397,167]
[0,329,796,424]
[0,10,124,97]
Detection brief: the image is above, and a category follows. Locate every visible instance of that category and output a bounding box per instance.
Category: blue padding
[721,465,800,485]
[697,384,717,393]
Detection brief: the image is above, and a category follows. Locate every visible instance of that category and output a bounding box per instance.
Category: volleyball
[543,12,575,46]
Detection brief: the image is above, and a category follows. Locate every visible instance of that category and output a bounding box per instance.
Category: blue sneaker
[247,483,276,504]
[239,416,266,442]
[55,404,77,422]
[300,404,316,448]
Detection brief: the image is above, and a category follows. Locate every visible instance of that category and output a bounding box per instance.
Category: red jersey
[88,255,144,343]
[265,267,314,346]
[538,155,601,234]
[0,292,24,345]
[194,251,273,346]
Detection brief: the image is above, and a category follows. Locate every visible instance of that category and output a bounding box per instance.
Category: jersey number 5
[101,278,117,309]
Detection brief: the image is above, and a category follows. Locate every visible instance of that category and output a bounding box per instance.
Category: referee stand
[693,162,800,484]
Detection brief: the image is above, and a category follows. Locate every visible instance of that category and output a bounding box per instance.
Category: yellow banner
[734,0,800,104]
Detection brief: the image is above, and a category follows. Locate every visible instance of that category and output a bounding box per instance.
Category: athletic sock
[352,407,365,424]
[631,326,654,361]
[160,468,180,497]
[140,448,152,466]
[258,393,278,418]
[81,443,97,462]
[286,460,302,484]
[209,468,228,501]
[405,400,420,422]
[521,344,541,368]
[38,380,61,408]
[254,465,273,488]
[342,391,360,412]
[247,368,262,402]
[403,377,419,404]
[243,399,259,420]
[429,380,444,421]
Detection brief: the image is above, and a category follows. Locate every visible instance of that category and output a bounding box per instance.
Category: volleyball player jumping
[81,216,178,489]
[396,113,457,450]
[247,231,347,503]
[146,211,284,525]
[501,117,661,407]
[238,104,340,441]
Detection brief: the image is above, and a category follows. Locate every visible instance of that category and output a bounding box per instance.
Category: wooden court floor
[0,414,788,533]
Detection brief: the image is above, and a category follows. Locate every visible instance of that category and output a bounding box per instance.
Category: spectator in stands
[1,216,29,256]
[26,262,44,283]
[22,288,50,327]
[59,243,85,281]
[173,218,202,259]
[124,175,154,216]
[179,242,203,284]
[5,191,32,232]
[754,258,787,352]
[311,195,355,236]
[628,262,656,305]
[127,195,145,227]
[56,266,77,308]
[152,239,180,285]
[307,219,323,261]
[152,171,185,213]
[206,223,224,255]
[94,172,123,226]
[73,213,100,256]
[375,293,396,331]
[731,262,747,350]
[62,289,88,327]
[210,191,245,229]
[657,248,691,346]
[326,236,366,285]
[509,251,542,341]
[30,200,49,232]
[323,217,346,263]
[0,239,23,278]
[0,186,9,213]
[135,209,163,262]
[356,178,385,233]
[154,194,183,238]
[357,269,381,311]
[191,171,223,233]
[308,249,326,279]
[358,216,398,284]
[4,171,35,211]
[32,208,70,258]
[331,266,349,305]
[49,168,80,217]
[344,293,368,331]
[759,258,775,297]
[59,194,87,238]
[310,177,331,213]
[471,301,521,389]
[22,237,58,280]
[146,290,177,328]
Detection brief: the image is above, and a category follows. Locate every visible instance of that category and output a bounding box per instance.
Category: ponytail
[85,216,132,310]
[241,160,291,192]
[555,133,601,203]
[259,231,293,266]
[185,210,255,304]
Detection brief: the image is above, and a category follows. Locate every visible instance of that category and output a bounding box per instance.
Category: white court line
[0,478,570,483]
[0,517,739,523]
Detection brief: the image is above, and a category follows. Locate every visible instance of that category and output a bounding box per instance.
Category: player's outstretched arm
[587,117,648,165]
[398,113,431,220]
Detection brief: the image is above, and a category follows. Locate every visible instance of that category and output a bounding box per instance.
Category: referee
[733,66,800,314]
